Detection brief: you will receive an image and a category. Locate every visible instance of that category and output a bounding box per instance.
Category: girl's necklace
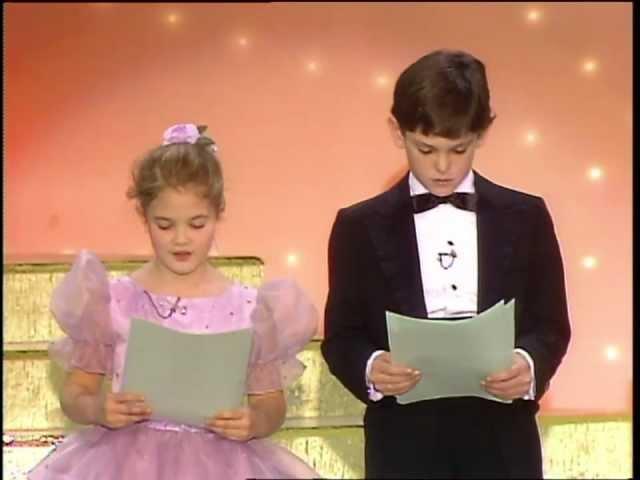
[143,290,187,318]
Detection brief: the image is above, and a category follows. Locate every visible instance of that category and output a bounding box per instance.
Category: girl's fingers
[210,427,250,441]
[112,402,150,416]
[111,393,146,403]
[214,408,247,420]
[210,418,249,431]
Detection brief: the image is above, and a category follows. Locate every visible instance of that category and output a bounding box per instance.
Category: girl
[28,123,320,479]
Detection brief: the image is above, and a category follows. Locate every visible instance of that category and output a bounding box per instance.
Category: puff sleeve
[48,250,117,375]
[246,279,318,394]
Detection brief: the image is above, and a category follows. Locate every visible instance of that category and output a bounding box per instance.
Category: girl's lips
[173,252,192,262]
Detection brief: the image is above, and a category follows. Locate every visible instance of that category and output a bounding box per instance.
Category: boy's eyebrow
[416,139,473,149]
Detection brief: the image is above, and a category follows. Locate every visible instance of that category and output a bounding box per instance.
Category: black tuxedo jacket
[321,170,571,409]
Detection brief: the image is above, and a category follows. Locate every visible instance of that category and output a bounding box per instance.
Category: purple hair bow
[162,123,200,145]
[161,123,219,153]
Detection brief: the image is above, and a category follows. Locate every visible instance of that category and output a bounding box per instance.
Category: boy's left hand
[207,407,256,441]
[482,352,532,400]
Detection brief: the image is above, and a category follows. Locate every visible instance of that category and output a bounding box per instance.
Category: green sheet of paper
[121,317,253,427]
[386,300,515,404]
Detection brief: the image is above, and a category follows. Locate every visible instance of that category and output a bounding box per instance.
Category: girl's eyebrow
[153,215,209,222]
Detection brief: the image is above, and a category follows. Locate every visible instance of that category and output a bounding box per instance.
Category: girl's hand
[98,392,152,429]
[207,407,256,441]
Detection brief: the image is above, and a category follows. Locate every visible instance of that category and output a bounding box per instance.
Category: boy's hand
[369,351,422,396]
[482,352,532,400]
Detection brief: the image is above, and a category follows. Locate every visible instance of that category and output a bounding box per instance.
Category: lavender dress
[28,250,320,480]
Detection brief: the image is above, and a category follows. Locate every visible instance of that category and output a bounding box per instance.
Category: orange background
[5,3,632,414]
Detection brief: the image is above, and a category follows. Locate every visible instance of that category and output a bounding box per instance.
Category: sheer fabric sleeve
[48,250,116,375]
[246,279,318,394]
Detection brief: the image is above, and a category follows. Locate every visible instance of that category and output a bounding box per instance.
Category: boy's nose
[434,154,451,174]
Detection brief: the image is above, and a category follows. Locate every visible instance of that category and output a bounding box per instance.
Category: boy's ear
[475,123,493,148]
[387,116,406,149]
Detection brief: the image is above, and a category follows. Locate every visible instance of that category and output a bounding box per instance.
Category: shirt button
[451,284,458,291]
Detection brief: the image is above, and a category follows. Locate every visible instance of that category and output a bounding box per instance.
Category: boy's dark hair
[391,49,496,138]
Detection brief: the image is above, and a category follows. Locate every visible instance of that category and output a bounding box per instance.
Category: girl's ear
[138,206,150,231]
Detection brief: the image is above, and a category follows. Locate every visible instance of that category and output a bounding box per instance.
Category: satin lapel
[367,174,428,317]
[474,172,519,312]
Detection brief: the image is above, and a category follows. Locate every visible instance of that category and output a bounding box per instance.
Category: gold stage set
[2,258,632,479]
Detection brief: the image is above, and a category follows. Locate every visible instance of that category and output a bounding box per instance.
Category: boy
[321,49,571,478]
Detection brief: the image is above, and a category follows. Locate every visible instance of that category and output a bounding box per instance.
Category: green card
[121,317,253,427]
[386,300,515,404]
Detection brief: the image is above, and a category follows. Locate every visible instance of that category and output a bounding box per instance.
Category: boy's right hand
[369,352,422,396]
[98,392,152,429]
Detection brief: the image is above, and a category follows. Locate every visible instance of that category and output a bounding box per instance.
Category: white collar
[409,169,475,196]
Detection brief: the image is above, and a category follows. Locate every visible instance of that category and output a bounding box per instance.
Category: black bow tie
[411,192,478,213]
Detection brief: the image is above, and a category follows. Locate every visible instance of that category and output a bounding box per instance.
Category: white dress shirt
[366,170,535,401]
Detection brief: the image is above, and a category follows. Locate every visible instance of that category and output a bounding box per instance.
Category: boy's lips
[172,252,192,261]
